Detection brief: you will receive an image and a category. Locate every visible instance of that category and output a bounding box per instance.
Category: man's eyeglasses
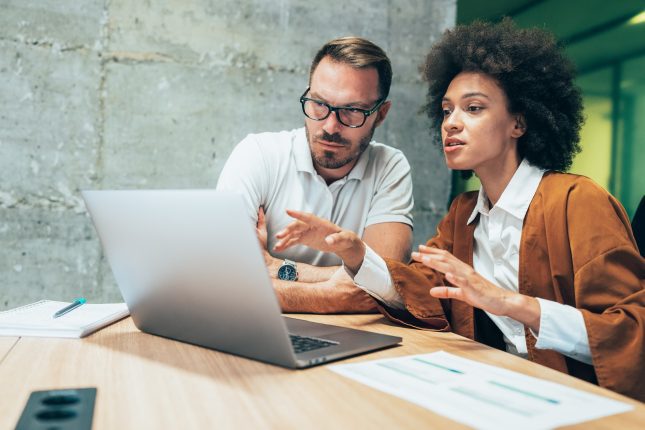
[299,87,385,128]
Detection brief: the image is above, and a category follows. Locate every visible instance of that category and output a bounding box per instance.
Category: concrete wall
[0,0,455,310]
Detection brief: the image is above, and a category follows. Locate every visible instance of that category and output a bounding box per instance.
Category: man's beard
[305,123,375,170]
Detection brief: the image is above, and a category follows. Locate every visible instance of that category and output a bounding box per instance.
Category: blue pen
[52,298,87,318]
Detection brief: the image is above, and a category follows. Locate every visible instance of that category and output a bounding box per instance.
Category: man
[216,37,413,313]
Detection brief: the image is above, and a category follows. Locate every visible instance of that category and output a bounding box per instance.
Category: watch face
[278,264,297,281]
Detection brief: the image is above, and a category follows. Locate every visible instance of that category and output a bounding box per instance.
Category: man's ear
[374,101,391,128]
[511,114,526,138]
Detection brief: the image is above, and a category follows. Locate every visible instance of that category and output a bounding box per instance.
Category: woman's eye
[467,105,483,112]
[442,108,452,116]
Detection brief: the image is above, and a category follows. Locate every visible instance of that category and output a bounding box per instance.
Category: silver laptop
[82,190,401,368]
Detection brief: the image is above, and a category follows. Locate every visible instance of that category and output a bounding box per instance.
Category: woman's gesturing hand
[411,245,535,322]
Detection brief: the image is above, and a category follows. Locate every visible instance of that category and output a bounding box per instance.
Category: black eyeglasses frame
[299,87,385,128]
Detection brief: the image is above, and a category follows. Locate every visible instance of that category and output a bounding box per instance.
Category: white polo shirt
[216,127,414,266]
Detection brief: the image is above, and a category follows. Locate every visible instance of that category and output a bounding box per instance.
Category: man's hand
[274,210,366,272]
[411,245,541,332]
[322,269,377,313]
[256,207,280,275]
[275,269,377,314]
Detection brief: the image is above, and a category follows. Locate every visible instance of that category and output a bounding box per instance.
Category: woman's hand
[274,210,366,273]
[412,245,540,330]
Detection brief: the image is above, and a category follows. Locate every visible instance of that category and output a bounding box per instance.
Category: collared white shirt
[353,159,592,364]
[216,128,413,266]
[468,159,541,356]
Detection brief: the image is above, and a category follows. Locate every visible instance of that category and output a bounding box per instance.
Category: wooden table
[1,314,643,429]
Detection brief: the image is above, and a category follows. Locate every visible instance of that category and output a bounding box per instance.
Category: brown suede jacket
[381,172,645,401]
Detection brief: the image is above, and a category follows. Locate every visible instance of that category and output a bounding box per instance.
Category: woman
[273,20,644,400]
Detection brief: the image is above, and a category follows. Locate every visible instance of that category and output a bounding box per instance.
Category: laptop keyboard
[289,334,338,354]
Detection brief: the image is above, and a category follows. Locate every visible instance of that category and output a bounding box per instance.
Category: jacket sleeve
[568,180,645,400]
[377,195,468,331]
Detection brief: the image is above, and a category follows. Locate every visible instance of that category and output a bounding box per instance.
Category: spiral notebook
[0,300,129,338]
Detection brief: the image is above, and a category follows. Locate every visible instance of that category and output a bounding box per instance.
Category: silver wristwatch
[277,259,298,281]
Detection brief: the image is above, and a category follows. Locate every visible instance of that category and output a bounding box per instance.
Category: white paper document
[331,351,632,429]
[0,300,129,338]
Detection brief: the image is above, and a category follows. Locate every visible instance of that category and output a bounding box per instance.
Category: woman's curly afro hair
[423,19,584,173]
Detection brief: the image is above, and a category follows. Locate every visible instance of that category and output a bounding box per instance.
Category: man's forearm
[267,255,340,283]
[273,279,377,314]
[293,263,340,283]
[274,280,325,313]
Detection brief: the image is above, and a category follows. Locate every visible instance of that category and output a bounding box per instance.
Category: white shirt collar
[467,159,545,225]
[293,127,370,182]
[294,128,316,174]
